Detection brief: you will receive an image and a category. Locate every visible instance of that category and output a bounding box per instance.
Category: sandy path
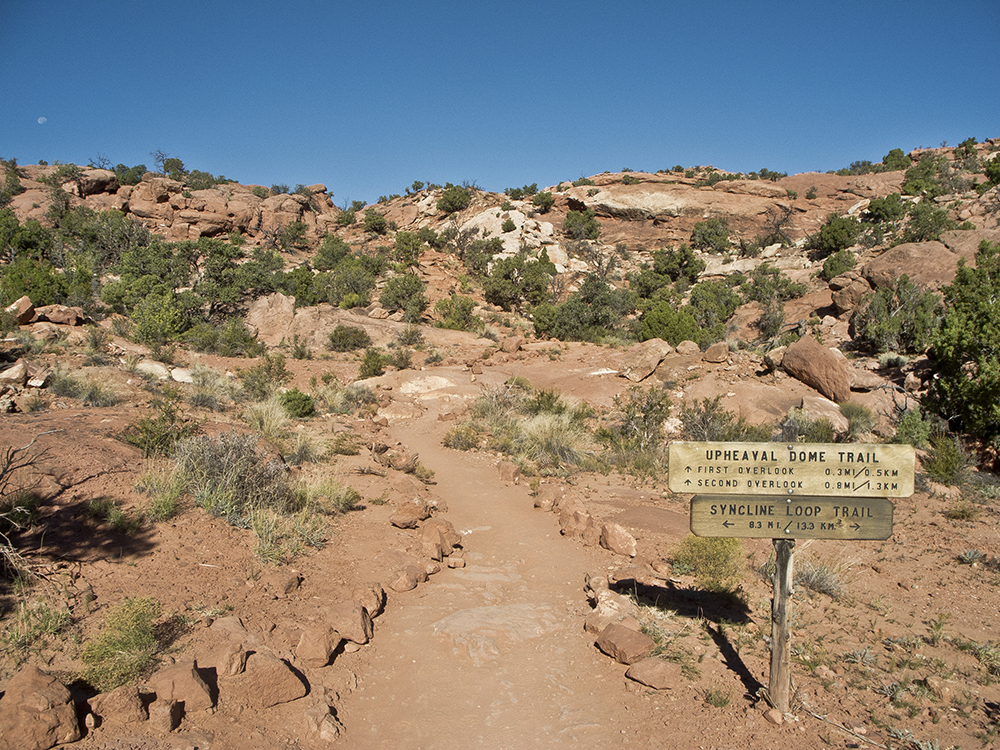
[339,406,638,749]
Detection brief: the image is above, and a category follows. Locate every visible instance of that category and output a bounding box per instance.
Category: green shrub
[892,409,932,448]
[596,385,672,475]
[435,295,480,331]
[688,280,740,341]
[362,209,387,234]
[47,371,120,407]
[672,535,743,592]
[900,200,957,243]
[279,388,315,418]
[638,302,699,346]
[238,354,292,401]
[850,275,940,354]
[690,218,730,253]
[753,298,785,341]
[184,318,265,357]
[327,325,372,352]
[805,186,818,200]
[484,253,555,312]
[821,249,856,281]
[923,432,968,486]
[501,218,516,233]
[986,156,1000,186]
[563,210,601,240]
[882,148,912,172]
[393,231,424,267]
[902,155,947,197]
[443,423,481,451]
[866,193,907,224]
[82,597,162,691]
[379,273,427,320]
[119,389,200,457]
[931,241,1000,446]
[313,234,350,271]
[131,291,186,346]
[358,348,386,379]
[811,215,861,257]
[437,184,472,214]
[531,191,554,213]
[739,265,807,307]
[681,396,772,441]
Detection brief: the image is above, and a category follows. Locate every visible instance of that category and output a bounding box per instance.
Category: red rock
[599,523,637,557]
[595,623,654,665]
[233,653,307,709]
[0,665,81,750]
[151,659,213,712]
[5,295,34,325]
[782,336,850,402]
[326,600,373,644]
[90,684,148,726]
[296,625,342,668]
[702,341,729,363]
[352,582,386,618]
[625,657,683,689]
[619,338,674,382]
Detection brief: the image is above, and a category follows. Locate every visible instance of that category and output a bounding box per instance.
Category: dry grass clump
[450,379,593,474]
[794,558,846,600]
[241,396,290,444]
[134,460,186,521]
[47,370,120,407]
[315,381,377,415]
[671,535,743,593]
[172,432,361,563]
[174,431,295,525]
[81,597,162,691]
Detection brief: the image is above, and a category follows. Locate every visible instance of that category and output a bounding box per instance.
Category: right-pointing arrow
[850,523,861,531]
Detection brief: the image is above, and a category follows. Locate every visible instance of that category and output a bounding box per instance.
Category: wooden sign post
[668,442,915,714]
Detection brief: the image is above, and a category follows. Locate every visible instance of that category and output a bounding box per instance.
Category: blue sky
[2,1,997,205]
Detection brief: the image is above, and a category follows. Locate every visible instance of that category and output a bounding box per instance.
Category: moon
[37,117,47,125]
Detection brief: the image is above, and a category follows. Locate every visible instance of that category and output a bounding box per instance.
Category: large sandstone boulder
[73,168,118,196]
[0,666,81,750]
[862,236,980,292]
[829,271,872,317]
[245,292,296,345]
[5,295,35,325]
[618,338,674,382]
[599,523,637,557]
[782,336,850,402]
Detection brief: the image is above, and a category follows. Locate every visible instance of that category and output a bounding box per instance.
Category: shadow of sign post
[668,441,914,715]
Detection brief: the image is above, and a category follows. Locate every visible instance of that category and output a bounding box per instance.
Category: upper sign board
[668,442,915,498]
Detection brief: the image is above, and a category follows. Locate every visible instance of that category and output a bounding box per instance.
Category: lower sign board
[668,442,915,498]
[690,494,894,540]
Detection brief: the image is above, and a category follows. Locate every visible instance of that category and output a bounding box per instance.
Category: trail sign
[673,441,916,714]
[690,494,894,540]
[668,442,915,498]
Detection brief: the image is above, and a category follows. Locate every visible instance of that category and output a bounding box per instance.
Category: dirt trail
[339,404,640,749]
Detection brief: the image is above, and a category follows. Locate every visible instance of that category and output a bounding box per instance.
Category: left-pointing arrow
[723,520,734,528]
